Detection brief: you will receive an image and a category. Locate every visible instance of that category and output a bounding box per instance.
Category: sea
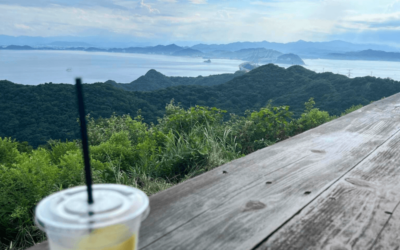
[0,50,244,85]
[2,50,400,85]
[283,59,400,80]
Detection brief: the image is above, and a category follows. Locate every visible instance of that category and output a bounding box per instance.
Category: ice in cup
[35,184,149,250]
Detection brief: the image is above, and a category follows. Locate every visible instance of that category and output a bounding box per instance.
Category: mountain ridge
[0,44,305,65]
[328,49,400,62]
[110,69,246,91]
[2,64,400,147]
[191,40,399,58]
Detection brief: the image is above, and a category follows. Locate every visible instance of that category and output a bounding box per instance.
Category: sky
[2,0,400,46]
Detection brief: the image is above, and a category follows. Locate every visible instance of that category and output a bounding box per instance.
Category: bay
[2,50,400,86]
[0,50,243,85]
[295,59,400,80]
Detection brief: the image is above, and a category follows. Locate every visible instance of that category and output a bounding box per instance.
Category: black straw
[75,78,94,205]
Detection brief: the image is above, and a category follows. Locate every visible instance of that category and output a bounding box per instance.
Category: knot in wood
[243,200,266,212]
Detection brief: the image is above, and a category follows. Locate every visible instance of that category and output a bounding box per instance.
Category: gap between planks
[139,94,400,249]
[257,123,400,249]
[25,94,400,250]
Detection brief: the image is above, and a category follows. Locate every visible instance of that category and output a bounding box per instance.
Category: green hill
[109,69,246,91]
[2,64,400,147]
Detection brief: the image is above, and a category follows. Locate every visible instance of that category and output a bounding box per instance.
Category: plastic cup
[35,184,149,250]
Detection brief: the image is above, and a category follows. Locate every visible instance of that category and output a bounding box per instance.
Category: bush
[296,98,336,132]
[341,104,363,116]
[0,100,335,249]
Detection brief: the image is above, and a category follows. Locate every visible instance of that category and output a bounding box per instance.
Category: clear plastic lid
[35,184,149,232]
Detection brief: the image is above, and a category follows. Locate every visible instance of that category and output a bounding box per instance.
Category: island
[275,53,305,65]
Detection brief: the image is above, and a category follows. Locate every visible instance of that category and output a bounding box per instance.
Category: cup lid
[35,184,149,231]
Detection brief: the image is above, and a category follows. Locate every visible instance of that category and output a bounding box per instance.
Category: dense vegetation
[1,64,399,147]
[1,99,363,250]
[109,69,245,91]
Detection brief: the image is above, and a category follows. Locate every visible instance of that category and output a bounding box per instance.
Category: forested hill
[109,69,246,91]
[2,64,400,147]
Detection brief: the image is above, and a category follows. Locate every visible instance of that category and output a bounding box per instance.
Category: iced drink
[35,184,149,250]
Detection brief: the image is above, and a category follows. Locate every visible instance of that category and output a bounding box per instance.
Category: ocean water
[279,59,400,80]
[0,50,244,85]
[2,50,400,86]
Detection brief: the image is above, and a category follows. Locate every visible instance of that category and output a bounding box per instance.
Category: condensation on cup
[35,184,150,250]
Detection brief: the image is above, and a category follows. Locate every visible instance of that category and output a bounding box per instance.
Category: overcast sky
[2,0,400,45]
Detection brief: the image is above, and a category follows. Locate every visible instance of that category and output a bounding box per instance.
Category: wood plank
[139,94,400,249]
[256,120,400,249]
[371,199,400,249]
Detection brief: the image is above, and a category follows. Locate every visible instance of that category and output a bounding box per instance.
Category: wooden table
[29,93,400,250]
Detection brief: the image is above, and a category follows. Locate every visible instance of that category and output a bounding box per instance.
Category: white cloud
[14,24,33,30]
[141,0,160,13]
[387,0,400,10]
[250,1,276,7]
[346,12,400,23]
[2,0,400,45]
[188,0,207,4]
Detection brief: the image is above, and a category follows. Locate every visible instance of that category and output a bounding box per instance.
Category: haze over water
[0,50,244,85]
[2,50,400,86]
[275,59,400,80]
[302,59,400,80]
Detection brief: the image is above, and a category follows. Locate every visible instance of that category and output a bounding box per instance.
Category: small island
[239,62,258,72]
[204,59,211,63]
[275,53,305,65]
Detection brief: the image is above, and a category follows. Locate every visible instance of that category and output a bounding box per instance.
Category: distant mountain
[0,42,302,65]
[103,44,203,57]
[150,44,183,54]
[4,39,398,63]
[238,53,305,71]
[2,45,34,50]
[192,40,399,58]
[172,48,203,56]
[0,43,203,58]
[276,53,305,65]
[207,48,282,63]
[109,69,245,91]
[85,47,107,52]
[239,62,258,71]
[2,64,400,147]
[327,49,400,62]
[204,48,304,65]
[111,44,184,55]
[48,41,92,47]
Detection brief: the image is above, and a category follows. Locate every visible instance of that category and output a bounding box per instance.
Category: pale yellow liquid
[49,225,137,250]
[78,234,136,250]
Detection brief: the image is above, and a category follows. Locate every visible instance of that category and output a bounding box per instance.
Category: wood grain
[26,94,400,250]
[256,115,400,249]
[371,200,400,249]
[139,94,400,250]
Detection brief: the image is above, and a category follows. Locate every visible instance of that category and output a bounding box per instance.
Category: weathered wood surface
[138,94,400,249]
[28,93,400,250]
[256,122,400,249]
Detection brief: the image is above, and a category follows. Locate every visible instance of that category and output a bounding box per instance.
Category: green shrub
[0,100,336,249]
[341,104,363,116]
[296,98,335,131]
[157,101,226,134]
